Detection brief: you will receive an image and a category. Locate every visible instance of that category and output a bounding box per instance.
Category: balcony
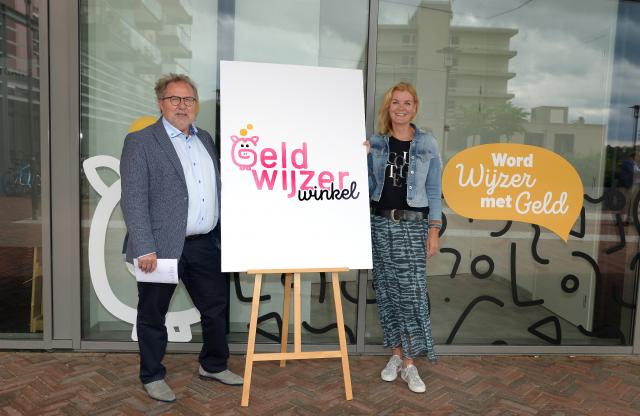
[447,88,515,100]
[376,44,417,53]
[157,25,191,54]
[105,19,161,69]
[450,46,517,58]
[375,64,416,75]
[108,0,162,29]
[162,0,192,24]
[451,67,516,79]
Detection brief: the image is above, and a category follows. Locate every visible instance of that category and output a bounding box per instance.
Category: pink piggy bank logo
[230,135,260,170]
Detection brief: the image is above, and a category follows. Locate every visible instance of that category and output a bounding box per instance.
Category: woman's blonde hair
[377,82,419,135]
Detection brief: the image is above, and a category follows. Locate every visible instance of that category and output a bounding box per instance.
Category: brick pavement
[0,352,639,415]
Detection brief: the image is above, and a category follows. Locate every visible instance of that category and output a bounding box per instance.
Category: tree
[449,101,529,146]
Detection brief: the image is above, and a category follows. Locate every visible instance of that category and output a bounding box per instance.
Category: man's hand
[426,229,439,259]
[138,253,158,273]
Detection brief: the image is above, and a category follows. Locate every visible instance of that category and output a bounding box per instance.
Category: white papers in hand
[133,258,179,284]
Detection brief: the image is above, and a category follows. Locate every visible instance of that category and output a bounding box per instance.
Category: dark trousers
[136,228,229,384]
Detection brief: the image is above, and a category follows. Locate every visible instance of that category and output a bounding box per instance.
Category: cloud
[232,0,368,69]
[453,0,617,34]
[607,58,640,140]
[451,0,629,125]
[379,0,448,24]
[508,28,614,124]
[615,7,640,67]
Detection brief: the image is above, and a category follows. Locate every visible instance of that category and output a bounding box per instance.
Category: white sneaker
[380,355,402,382]
[401,364,426,393]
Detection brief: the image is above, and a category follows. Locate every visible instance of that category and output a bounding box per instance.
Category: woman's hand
[426,228,439,259]
[363,140,371,154]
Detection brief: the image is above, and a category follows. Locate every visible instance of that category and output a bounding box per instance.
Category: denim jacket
[367,126,443,222]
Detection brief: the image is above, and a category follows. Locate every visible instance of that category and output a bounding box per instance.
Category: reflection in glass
[227,0,369,345]
[233,0,368,70]
[368,0,640,347]
[0,0,42,339]
[80,0,219,341]
[228,271,360,345]
[80,0,369,344]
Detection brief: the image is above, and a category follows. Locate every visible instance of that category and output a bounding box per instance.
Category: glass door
[0,0,43,340]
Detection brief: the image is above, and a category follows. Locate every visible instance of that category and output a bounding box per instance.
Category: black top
[373,136,427,213]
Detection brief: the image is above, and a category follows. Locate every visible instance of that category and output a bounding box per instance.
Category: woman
[366,82,442,394]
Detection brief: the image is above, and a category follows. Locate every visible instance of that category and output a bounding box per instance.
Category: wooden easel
[241,268,353,407]
[30,246,43,333]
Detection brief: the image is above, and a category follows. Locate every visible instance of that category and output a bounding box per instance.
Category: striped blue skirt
[371,214,437,361]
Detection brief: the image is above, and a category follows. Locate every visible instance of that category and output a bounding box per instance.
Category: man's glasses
[162,96,197,107]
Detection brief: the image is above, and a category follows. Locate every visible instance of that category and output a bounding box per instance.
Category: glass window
[79,0,369,345]
[0,0,43,339]
[233,0,368,70]
[524,132,545,147]
[401,55,415,66]
[79,0,219,341]
[369,0,639,348]
[228,0,368,345]
[554,133,575,155]
[402,33,416,45]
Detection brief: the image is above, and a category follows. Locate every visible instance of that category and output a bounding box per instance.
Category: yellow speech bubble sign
[442,144,583,241]
[127,115,157,133]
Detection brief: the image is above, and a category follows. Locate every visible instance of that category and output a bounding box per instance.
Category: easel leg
[331,272,353,400]
[294,272,302,353]
[280,273,292,367]
[30,246,43,333]
[241,274,263,407]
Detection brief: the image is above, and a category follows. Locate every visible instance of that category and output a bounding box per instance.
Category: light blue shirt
[162,117,219,236]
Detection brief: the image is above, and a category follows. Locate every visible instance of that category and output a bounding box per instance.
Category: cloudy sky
[187,0,640,142]
[379,0,640,142]
[606,3,640,142]
[450,0,640,142]
[190,0,369,95]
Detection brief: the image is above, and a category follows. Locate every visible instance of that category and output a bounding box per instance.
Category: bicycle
[2,157,40,197]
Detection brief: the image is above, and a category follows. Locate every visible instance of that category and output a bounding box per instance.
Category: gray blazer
[120,118,221,263]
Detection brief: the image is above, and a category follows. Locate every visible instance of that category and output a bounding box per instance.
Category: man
[120,73,242,403]
[619,151,640,224]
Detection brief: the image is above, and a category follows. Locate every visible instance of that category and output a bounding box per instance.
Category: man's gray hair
[154,73,199,100]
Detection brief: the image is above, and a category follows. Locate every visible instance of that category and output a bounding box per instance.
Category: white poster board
[220,61,372,272]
